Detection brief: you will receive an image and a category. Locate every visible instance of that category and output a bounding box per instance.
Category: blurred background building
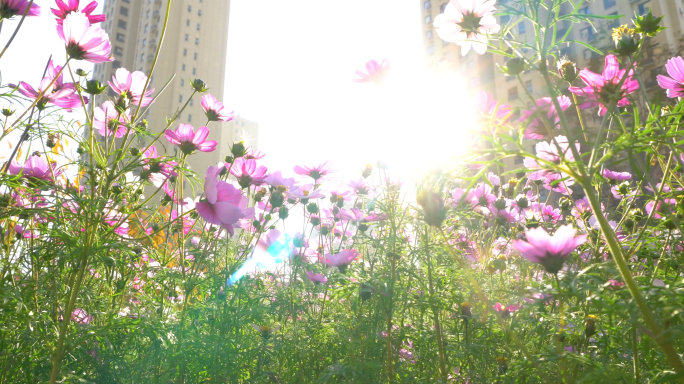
[93,0,259,175]
[420,0,684,181]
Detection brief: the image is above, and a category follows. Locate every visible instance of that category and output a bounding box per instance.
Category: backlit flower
[15,60,85,111]
[352,59,390,86]
[57,12,113,63]
[476,90,511,122]
[513,225,587,274]
[657,57,684,98]
[324,249,359,272]
[305,271,327,284]
[523,136,579,180]
[293,161,334,181]
[492,303,521,319]
[229,158,267,188]
[51,0,104,25]
[94,101,129,138]
[164,124,217,155]
[196,166,254,236]
[0,0,40,19]
[568,54,639,116]
[201,93,234,122]
[8,155,62,182]
[434,0,500,55]
[108,68,154,107]
[520,96,572,139]
[602,168,632,182]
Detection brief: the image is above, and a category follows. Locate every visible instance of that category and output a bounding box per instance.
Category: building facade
[93,0,257,176]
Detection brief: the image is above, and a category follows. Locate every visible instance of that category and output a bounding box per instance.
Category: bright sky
[1,0,478,181]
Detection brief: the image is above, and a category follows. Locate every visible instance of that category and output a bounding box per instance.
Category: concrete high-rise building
[93,0,258,176]
[420,0,684,174]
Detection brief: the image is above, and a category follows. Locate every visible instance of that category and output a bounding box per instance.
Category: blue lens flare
[227,233,292,286]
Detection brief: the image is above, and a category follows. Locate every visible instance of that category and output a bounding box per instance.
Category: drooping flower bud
[2,108,15,117]
[417,191,447,227]
[502,57,525,77]
[556,56,578,83]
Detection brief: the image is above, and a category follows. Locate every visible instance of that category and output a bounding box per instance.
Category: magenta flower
[51,0,104,25]
[264,171,297,189]
[165,124,217,155]
[434,0,500,55]
[58,12,113,63]
[492,303,521,319]
[461,182,496,211]
[0,0,40,19]
[490,205,520,225]
[108,68,154,107]
[293,161,334,181]
[288,184,325,201]
[140,146,177,186]
[201,93,234,122]
[568,54,639,116]
[476,91,511,121]
[349,178,372,195]
[171,209,195,235]
[523,136,579,180]
[324,249,359,272]
[196,166,254,236]
[656,57,684,98]
[520,96,572,139]
[15,60,85,111]
[305,271,327,284]
[352,59,390,86]
[602,169,631,182]
[542,173,574,195]
[245,146,265,160]
[611,182,636,201]
[645,199,677,220]
[94,101,130,138]
[8,155,62,182]
[229,158,268,189]
[526,202,562,224]
[71,308,92,325]
[513,225,587,274]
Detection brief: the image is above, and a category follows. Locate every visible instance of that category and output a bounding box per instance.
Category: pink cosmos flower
[264,171,296,189]
[94,101,130,138]
[245,146,265,160]
[57,12,113,63]
[8,155,62,182]
[201,93,234,122]
[523,136,579,180]
[0,0,40,19]
[602,169,632,182]
[171,209,195,235]
[164,124,217,155]
[434,0,500,55]
[15,60,85,111]
[569,54,639,116]
[324,249,359,272]
[542,173,574,195]
[51,0,104,25]
[229,158,268,188]
[140,145,177,187]
[520,96,572,139]
[349,178,372,195]
[305,271,327,284]
[656,56,684,98]
[490,205,520,225]
[288,184,325,200]
[108,68,154,107]
[293,161,334,181]
[476,91,511,121]
[526,202,562,224]
[645,199,677,220]
[611,182,636,201]
[513,225,587,274]
[71,308,92,325]
[196,166,254,236]
[492,303,521,319]
[352,59,390,86]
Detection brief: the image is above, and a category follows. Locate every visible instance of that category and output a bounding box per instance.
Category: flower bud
[612,25,639,56]
[136,119,148,131]
[417,191,447,227]
[306,203,319,214]
[75,68,87,77]
[559,197,572,212]
[502,57,525,77]
[2,108,15,117]
[270,190,285,208]
[129,148,140,156]
[230,141,246,158]
[585,315,598,338]
[362,164,373,178]
[556,56,578,83]
[224,155,234,164]
[633,9,665,37]
[359,283,373,301]
[190,78,208,92]
[460,302,472,318]
[84,79,107,95]
[278,206,289,219]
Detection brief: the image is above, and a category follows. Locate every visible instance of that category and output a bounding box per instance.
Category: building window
[120,6,128,16]
[603,0,616,8]
[114,46,123,55]
[440,2,447,12]
[579,6,589,14]
[186,19,190,26]
[194,52,197,60]
[192,67,196,75]
[525,80,532,93]
[179,95,183,103]
[122,0,129,2]
[188,114,192,122]
[198,9,202,16]
[196,23,200,31]
[182,64,186,71]
[608,12,620,29]
[638,1,651,15]
[181,79,184,86]
[146,9,149,18]
[185,34,189,41]
[508,86,519,100]
[195,38,199,45]
[500,15,510,24]
[183,48,187,56]
[583,49,592,60]
[425,15,431,24]
[427,45,434,55]
[424,0,431,9]
[188,5,191,12]
[518,22,525,34]
[118,20,127,29]
[144,24,148,32]
[116,33,125,42]
[140,54,144,62]
[189,99,193,106]
[112,60,121,69]
[142,38,147,47]
[580,27,594,41]
[426,30,433,39]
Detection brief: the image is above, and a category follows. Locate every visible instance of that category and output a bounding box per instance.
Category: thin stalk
[0,0,36,59]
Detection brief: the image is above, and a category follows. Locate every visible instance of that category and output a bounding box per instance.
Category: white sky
[1,0,477,181]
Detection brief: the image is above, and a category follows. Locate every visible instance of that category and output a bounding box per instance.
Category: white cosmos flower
[434,0,501,56]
